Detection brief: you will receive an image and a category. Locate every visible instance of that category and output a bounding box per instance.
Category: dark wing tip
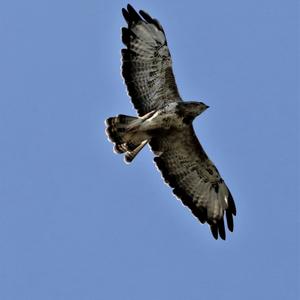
[126,4,142,23]
[226,210,234,232]
[210,224,219,240]
[127,3,134,10]
[218,218,226,240]
[122,8,130,23]
[139,10,153,23]
[228,190,236,216]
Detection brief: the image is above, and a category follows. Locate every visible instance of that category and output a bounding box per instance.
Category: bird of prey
[105,4,236,240]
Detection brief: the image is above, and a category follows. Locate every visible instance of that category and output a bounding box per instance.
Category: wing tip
[228,189,237,216]
[125,4,142,23]
[210,224,219,240]
[122,8,130,23]
[218,218,226,240]
[226,209,234,232]
[154,155,234,241]
[210,219,227,241]
[139,9,152,22]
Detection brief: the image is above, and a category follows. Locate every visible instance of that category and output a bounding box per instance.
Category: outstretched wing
[121,4,182,117]
[150,126,236,240]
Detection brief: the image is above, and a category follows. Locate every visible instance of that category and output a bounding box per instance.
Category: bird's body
[105,4,236,240]
[129,102,208,132]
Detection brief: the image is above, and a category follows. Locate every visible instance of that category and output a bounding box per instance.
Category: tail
[105,114,148,163]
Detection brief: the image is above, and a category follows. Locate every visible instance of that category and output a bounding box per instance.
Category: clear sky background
[0,0,299,299]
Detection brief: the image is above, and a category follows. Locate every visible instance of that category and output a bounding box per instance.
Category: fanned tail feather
[105,114,148,163]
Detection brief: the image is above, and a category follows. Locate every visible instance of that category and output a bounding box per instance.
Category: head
[188,101,209,116]
[179,101,209,124]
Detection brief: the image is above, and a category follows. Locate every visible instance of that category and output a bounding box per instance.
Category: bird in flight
[105,4,236,240]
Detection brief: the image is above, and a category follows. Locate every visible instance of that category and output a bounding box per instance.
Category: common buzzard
[105,4,236,240]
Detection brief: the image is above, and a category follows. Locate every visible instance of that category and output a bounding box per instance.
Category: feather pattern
[121,4,182,116]
[105,5,237,240]
[150,126,236,240]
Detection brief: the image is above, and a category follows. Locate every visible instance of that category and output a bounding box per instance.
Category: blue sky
[0,0,299,299]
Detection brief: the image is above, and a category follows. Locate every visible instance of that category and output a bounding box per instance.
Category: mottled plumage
[105,4,236,240]
[121,5,182,116]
